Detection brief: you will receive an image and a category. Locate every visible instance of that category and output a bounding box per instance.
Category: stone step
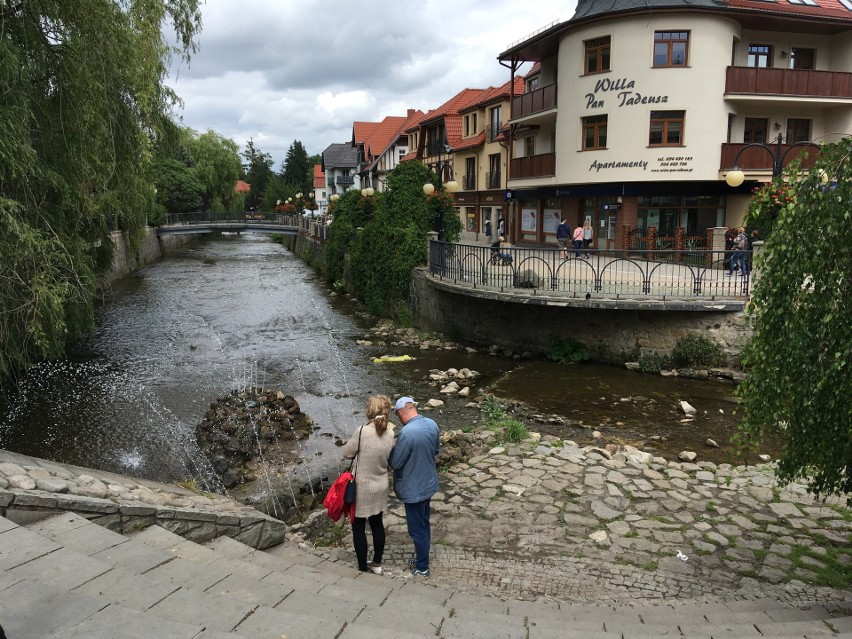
[4,512,849,639]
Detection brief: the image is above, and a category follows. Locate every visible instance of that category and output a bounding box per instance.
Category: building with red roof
[497,0,851,248]
[352,111,424,193]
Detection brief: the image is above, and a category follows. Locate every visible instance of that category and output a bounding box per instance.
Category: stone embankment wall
[287,230,749,363]
[0,450,285,549]
[100,227,193,286]
[410,269,749,362]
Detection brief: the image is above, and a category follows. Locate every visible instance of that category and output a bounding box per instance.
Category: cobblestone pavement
[303,431,852,609]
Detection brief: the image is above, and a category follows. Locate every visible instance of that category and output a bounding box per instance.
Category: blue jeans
[729,250,747,275]
[404,499,431,571]
[573,239,583,257]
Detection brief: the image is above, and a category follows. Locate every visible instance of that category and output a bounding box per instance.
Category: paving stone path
[305,431,851,608]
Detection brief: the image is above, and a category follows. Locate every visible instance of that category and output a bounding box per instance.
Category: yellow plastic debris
[372,355,414,363]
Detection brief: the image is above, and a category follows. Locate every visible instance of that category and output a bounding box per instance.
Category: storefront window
[638,196,725,239]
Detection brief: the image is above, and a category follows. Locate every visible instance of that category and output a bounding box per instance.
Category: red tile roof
[363,115,407,160]
[313,164,325,189]
[727,0,852,20]
[419,88,489,126]
[452,131,485,152]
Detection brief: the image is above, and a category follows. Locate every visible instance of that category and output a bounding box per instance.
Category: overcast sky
[166,0,576,168]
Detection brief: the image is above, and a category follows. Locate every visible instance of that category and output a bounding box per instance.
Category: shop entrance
[580,197,619,250]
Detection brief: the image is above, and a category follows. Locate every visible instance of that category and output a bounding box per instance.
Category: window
[487,153,501,189]
[525,136,536,157]
[584,36,611,74]
[747,44,773,68]
[653,31,689,67]
[582,115,608,150]
[649,110,684,146]
[490,105,502,130]
[789,47,815,69]
[786,118,811,143]
[744,118,768,143]
[526,76,539,91]
[463,113,477,136]
[464,157,476,190]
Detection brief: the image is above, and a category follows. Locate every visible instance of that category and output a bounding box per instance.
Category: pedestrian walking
[484,219,492,243]
[388,396,440,577]
[727,227,748,277]
[556,218,570,259]
[497,217,504,238]
[583,219,593,254]
[572,223,584,257]
[341,395,395,574]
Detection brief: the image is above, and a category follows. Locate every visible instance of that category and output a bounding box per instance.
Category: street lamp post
[724,132,820,187]
[422,143,459,241]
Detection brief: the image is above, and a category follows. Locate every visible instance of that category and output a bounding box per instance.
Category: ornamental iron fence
[428,241,751,299]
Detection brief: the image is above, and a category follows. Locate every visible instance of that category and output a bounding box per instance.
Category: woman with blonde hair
[583,219,593,254]
[341,394,395,574]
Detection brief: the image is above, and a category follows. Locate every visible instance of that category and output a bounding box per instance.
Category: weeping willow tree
[735,137,852,503]
[0,0,202,379]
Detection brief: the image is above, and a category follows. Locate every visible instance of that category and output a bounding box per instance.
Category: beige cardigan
[342,420,395,518]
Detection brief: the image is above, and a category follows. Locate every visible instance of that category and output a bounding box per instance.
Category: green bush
[638,352,671,373]
[546,337,590,364]
[670,334,725,368]
[502,419,529,443]
[394,300,413,327]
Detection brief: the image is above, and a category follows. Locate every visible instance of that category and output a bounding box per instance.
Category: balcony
[725,66,852,101]
[462,174,476,190]
[511,84,557,120]
[720,142,818,173]
[336,175,355,185]
[486,170,501,189]
[485,122,504,143]
[510,153,556,179]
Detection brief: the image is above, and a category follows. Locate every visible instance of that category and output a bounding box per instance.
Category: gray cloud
[167,0,572,163]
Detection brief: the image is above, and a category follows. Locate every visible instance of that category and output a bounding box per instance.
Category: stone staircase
[1,512,851,638]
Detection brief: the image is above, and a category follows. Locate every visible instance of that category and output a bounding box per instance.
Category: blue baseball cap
[394,396,417,410]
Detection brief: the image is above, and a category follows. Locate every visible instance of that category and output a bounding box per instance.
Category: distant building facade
[498,0,852,248]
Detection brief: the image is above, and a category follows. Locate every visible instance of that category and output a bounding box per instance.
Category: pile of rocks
[426,367,480,399]
[362,320,464,352]
[195,389,313,489]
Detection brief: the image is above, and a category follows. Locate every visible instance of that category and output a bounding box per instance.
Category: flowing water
[0,234,766,512]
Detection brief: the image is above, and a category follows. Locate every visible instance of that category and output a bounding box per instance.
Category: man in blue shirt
[556,218,570,259]
[388,396,440,577]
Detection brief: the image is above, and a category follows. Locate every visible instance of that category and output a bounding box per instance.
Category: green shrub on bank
[323,161,461,317]
[546,336,590,364]
[670,334,725,368]
[480,395,529,444]
[638,352,671,373]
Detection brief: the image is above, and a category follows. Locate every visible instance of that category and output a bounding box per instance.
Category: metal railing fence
[428,241,752,299]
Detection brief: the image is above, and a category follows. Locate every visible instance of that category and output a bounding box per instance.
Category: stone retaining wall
[410,268,749,363]
[100,227,194,286]
[286,231,750,363]
[0,450,285,549]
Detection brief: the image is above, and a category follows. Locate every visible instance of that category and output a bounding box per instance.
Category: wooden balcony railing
[725,66,852,100]
[510,84,557,120]
[720,142,819,172]
[510,153,556,179]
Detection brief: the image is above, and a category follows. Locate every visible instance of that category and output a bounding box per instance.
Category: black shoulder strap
[348,425,364,475]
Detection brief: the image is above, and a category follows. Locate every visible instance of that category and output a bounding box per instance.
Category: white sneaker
[367,562,383,575]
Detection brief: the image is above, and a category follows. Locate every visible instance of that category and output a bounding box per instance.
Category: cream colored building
[498,0,852,248]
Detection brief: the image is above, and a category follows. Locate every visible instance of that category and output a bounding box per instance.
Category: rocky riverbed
[293,425,852,605]
[195,389,314,489]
